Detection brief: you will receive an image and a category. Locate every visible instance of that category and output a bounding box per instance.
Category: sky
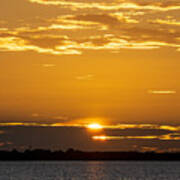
[0,0,180,151]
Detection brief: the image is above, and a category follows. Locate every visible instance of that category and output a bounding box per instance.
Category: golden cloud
[148,90,177,95]
[1,10,180,56]
[151,19,180,26]
[0,34,180,55]
[0,122,179,132]
[0,36,81,55]
[76,74,94,81]
[29,0,180,12]
[93,134,180,141]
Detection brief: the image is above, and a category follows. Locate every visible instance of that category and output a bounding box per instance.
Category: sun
[87,123,103,130]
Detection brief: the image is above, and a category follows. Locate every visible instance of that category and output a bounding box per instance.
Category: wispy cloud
[76,74,94,81]
[29,0,180,12]
[93,133,180,141]
[148,90,176,95]
[151,19,180,26]
[42,64,56,68]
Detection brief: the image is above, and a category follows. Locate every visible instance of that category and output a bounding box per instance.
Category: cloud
[42,64,56,68]
[0,36,64,55]
[28,0,180,12]
[148,90,177,95]
[0,36,81,55]
[55,35,180,52]
[0,33,180,55]
[0,122,50,127]
[76,74,94,81]
[140,146,158,152]
[0,122,180,133]
[92,123,180,142]
[49,15,108,30]
[1,121,180,148]
[1,125,179,151]
[151,19,180,26]
[1,11,180,56]
[0,28,8,32]
[93,133,180,141]
[64,14,138,27]
[102,124,180,132]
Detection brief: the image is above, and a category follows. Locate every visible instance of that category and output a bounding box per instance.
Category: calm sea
[0,161,179,180]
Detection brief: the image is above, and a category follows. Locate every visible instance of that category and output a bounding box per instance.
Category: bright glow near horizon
[92,135,107,141]
[87,123,103,130]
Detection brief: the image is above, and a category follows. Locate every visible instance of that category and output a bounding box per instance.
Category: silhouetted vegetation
[0,149,180,161]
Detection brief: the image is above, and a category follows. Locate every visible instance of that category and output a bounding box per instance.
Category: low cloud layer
[0,124,180,151]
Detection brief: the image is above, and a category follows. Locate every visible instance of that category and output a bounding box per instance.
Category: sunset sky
[0,0,180,151]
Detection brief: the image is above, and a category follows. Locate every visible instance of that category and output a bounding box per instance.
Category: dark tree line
[0,148,180,161]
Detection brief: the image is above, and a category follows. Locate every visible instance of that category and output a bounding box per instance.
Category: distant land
[0,149,180,161]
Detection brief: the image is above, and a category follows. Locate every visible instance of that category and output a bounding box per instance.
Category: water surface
[0,161,179,180]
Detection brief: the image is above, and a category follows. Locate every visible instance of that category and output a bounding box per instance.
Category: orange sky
[0,0,180,151]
